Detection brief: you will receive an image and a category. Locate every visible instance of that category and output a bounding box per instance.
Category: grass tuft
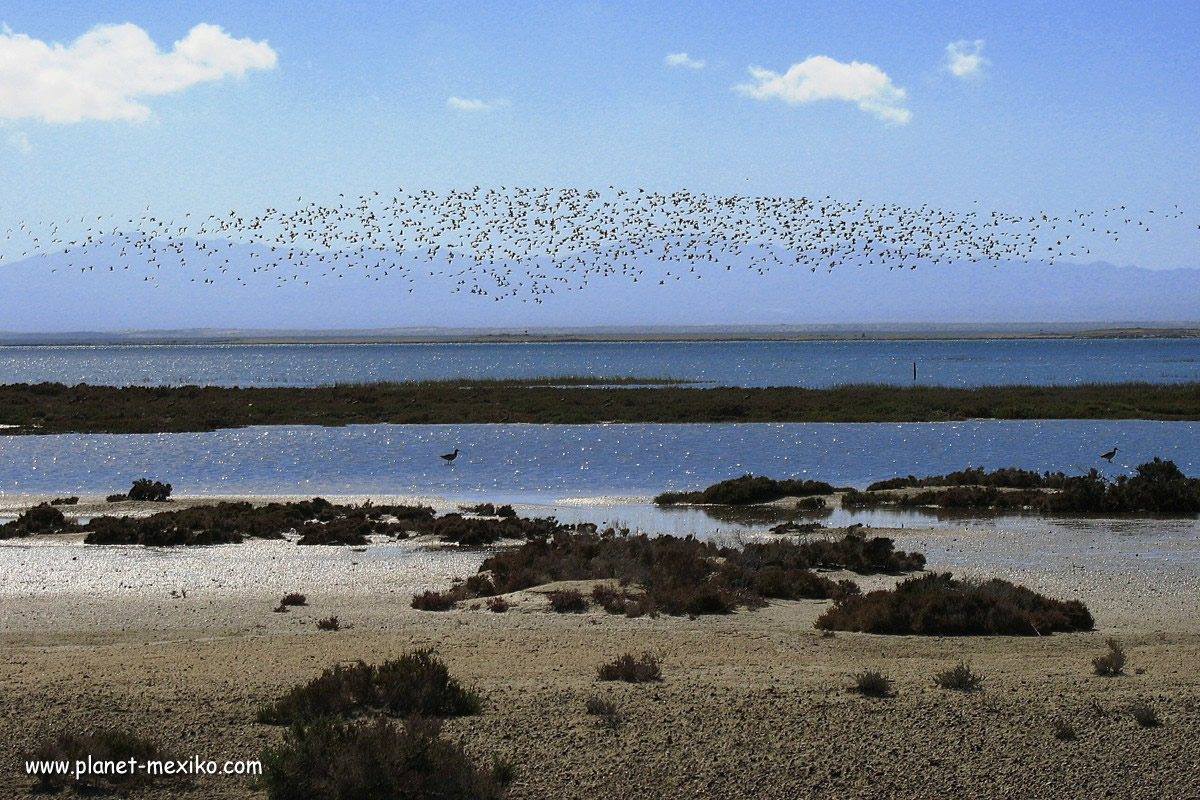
[597,652,662,683]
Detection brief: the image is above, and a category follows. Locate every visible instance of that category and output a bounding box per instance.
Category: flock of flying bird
[0,186,1190,302]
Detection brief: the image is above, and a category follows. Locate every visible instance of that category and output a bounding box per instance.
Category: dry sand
[2,496,1199,799]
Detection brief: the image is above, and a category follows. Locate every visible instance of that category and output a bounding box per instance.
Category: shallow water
[0,419,1194,500]
[2,338,1198,387]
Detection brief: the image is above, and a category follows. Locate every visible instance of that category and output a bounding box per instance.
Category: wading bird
[1100,447,1118,463]
[441,447,461,464]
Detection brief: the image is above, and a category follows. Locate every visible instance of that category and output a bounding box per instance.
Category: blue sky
[0,2,1197,330]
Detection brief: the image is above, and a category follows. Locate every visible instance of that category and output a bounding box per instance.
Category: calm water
[2,420,1195,500]
[1,338,1198,387]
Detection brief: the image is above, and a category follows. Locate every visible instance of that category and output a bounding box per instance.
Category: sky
[0,1,1197,331]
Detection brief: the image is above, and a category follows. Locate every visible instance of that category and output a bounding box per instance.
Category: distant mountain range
[0,240,1195,337]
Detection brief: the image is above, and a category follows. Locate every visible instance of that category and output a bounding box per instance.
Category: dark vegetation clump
[0,503,71,539]
[257,649,482,726]
[546,588,589,613]
[315,616,341,631]
[1131,701,1160,728]
[127,477,173,501]
[852,670,894,698]
[106,493,128,502]
[845,459,1200,514]
[49,496,79,505]
[487,595,510,613]
[280,592,307,607]
[867,466,1070,491]
[413,529,924,617]
[655,473,839,505]
[412,590,459,611]
[934,662,984,691]
[816,572,1094,636]
[1093,639,1127,676]
[260,716,511,800]
[597,652,662,683]
[584,696,622,730]
[28,728,165,794]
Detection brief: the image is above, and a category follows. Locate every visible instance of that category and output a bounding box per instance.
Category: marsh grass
[4,381,1200,434]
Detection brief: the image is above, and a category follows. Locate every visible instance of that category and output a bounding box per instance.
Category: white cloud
[664,52,704,69]
[0,22,277,123]
[735,55,911,125]
[945,39,988,78]
[446,96,507,112]
[6,131,32,154]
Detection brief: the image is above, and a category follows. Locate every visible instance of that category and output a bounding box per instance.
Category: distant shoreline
[1,323,1199,346]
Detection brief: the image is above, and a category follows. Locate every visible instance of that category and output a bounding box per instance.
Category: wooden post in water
[913,361,917,382]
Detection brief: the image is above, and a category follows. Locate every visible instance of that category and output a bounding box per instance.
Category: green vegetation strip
[3,380,1200,433]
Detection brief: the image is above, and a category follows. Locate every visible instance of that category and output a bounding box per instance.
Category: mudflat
[2,500,1198,799]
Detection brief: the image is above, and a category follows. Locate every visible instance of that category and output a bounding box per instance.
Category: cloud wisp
[945,39,988,78]
[0,22,277,124]
[736,55,910,124]
[664,52,705,69]
[446,96,509,112]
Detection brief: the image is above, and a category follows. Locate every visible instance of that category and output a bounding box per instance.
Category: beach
[2,495,1199,799]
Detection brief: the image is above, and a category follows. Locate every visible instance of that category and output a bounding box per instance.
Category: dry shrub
[597,652,662,683]
[260,716,511,800]
[1093,639,1126,676]
[28,729,165,793]
[934,662,984,691]
[853,670,893,698]
[816,572,1093,636]
[546,589,588,613]
[257,649,482,725]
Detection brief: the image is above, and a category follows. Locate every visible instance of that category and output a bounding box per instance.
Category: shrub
[934,662,983,691]
[412,590,458,611]
[655,474,835,506]
[259,716,510,800]
[128,478,172,501]
[853,670,893,698]
[546,589,588,613]
[281,592,307,606]
[0,503,71,538]
[49,496,79,505]
[1093,639,1126,676]
[29,729,164,794]
[257,650,482,725]
[316,616,341,631]
[487,596,510,613]
[585,696,621,730]
[1131,701,1160,727]
[591,583,630,614]
[597,652,662,683]
[1051,718,1077,740]
[106,493,129,502]
[816,573,1094,636]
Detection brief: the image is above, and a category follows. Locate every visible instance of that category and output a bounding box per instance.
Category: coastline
[3,505,1199,798]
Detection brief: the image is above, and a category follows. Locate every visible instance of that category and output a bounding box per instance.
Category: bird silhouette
[440,447,461,464]
[1100,447,1118,463]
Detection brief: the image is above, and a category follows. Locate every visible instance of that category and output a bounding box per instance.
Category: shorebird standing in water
[1100,447,1118,463]
[441,447,461,464]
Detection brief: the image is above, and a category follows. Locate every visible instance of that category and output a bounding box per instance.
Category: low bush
[259,716,510,800]
[546,589,588,613]
[0,503,72,538]
[315,616,341,631]
[105,493,129,502]
[1131,701,1160,727]
[49,496,79,505]
[585,696,622,730]
[853,670,893,698]
[655,474,837,506]
[280,592,307,607]
[257,649,482,725]
[1051,718,1077,740]
[128,478,173,501]
[1093,639,1127,676]
[487,596,510,613]
[597,652,662,683]
[412,590,458,611]
[816,572,1094,636]
[29,729,165,794]
[934,662,983,691]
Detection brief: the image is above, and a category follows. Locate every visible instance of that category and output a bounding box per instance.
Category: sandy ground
[2,496,1199,799]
